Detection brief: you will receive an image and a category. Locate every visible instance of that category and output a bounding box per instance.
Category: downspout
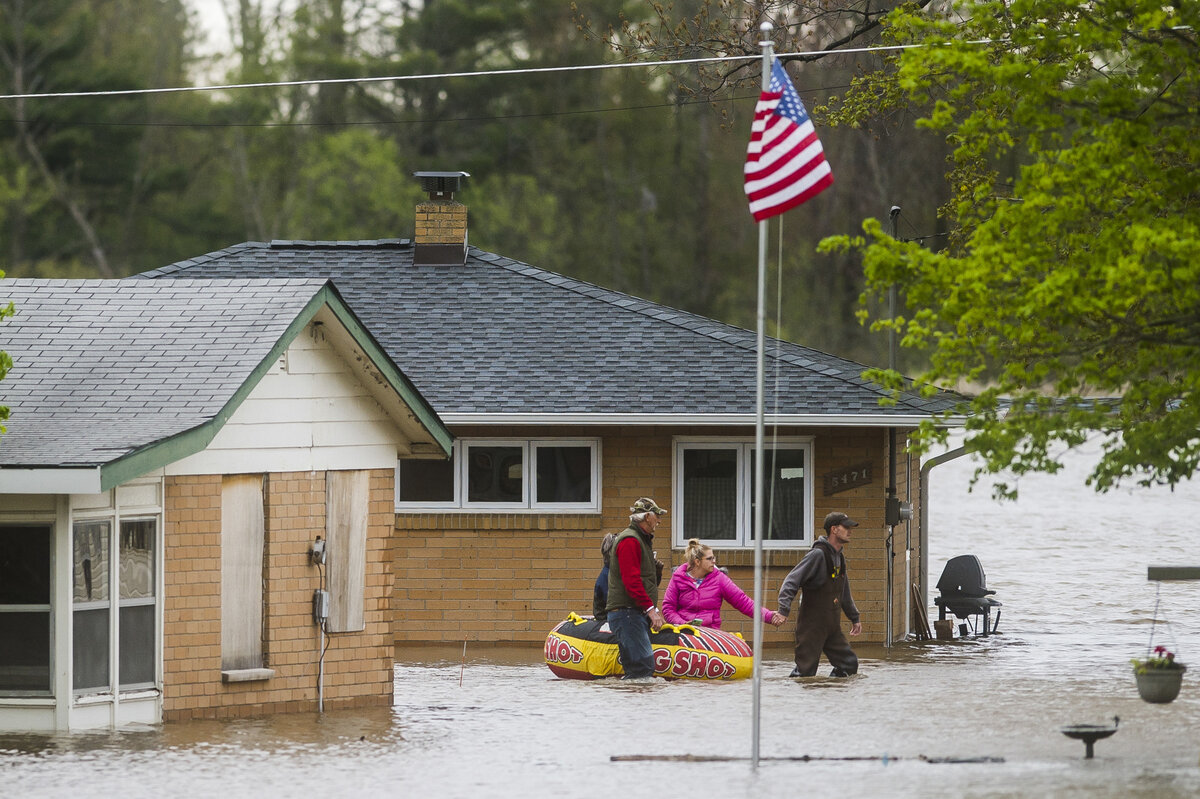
[884,206,901,647]
[918,445,968,608]
[885,427,896,647]
[904,442,913,639]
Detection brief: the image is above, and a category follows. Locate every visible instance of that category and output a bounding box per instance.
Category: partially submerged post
[1148,567,1200,581]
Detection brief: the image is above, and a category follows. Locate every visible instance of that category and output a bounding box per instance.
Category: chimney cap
[413,171,470,199]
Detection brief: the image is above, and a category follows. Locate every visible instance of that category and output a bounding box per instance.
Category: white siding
[166,324,407,476]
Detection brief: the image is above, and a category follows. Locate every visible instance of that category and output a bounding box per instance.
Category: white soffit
[0,468,103,495]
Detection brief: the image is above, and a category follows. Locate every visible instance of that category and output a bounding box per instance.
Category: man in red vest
[605,497,667,679]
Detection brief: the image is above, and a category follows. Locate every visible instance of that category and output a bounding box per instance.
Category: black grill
[934,554,1002,636]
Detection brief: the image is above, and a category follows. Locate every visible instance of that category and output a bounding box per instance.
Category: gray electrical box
[313,589,330,624]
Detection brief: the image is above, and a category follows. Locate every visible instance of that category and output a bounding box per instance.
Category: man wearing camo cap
[605,497,668,679]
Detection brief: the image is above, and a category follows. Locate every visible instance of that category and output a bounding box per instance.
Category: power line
[0,40,996,103]
[0,82,856,129]
[1,22,1190,104]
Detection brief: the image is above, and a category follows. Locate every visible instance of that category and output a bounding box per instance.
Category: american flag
[744,59,833,221]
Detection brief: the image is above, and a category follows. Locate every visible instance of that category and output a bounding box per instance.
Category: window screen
[682,449,738,541]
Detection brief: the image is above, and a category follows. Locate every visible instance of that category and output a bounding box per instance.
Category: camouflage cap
[630,497,667,515]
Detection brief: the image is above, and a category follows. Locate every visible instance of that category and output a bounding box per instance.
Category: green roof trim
[98,282,451,491]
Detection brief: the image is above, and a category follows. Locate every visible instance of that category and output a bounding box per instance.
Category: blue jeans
[607,607,655,679]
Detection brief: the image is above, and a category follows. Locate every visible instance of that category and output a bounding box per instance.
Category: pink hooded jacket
[662,563,777,629]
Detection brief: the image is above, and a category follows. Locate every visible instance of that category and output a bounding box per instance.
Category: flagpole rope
[764,215,784,609]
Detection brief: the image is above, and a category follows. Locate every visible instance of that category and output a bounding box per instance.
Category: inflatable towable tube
[544,612,753,680]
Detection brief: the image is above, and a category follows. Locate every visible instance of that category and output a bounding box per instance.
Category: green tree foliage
[288,129,424,237]
[821,0,1200,493]
[577,0,954,363]
[1,0,955,372]
[0,0,205,276]
[208,0,766,326]
[384,0,755,314]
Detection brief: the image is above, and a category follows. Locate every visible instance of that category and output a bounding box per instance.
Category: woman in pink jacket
[663,538,787,630]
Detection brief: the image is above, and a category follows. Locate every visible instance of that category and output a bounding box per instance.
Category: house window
[72,516,159,693]
[73,520,111,692]
[535,445,593,504]
[674,438,814,548]
[118,518,156,688]
[396,439,601,512]
[0,525,52,694]
[467,444,524,504]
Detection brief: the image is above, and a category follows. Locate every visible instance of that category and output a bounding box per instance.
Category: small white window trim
[672,436,814,549]
[396,438,602,513]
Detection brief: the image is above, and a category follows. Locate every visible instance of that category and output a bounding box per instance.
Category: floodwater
[4,441,1200,798]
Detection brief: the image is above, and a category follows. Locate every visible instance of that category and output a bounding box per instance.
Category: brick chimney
[413,170,469,266]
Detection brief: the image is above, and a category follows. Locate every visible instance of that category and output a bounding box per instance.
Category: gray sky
[191,0,229,57]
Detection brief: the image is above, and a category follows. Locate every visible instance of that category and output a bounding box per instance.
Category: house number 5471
[823,462,873,496]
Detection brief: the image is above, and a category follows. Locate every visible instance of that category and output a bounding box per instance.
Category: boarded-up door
[326,470,368,632]
[221,474,265,670]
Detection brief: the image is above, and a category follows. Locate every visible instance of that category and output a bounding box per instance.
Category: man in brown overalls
[776,512,863,677]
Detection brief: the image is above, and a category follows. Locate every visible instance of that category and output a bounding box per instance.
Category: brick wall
[392,425,920,647]
[163,469,395,721]
[414,201,467,245]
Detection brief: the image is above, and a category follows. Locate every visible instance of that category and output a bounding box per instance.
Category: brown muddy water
[4,442,1200,798]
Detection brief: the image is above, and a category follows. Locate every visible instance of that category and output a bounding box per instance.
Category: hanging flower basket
[1132,647,1187,704]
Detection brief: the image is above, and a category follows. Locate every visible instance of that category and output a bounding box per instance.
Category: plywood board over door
[326,470,367,632]
[221,474,266,670]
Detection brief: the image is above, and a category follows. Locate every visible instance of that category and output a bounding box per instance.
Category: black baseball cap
[823,512,859,531]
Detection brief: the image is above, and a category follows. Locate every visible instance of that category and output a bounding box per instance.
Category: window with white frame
[73,515,159,693]
[396,438,601,512]
[73,519,112,692]
[0,524,52,695]
[673,438,814,548]
[117,518,156,687]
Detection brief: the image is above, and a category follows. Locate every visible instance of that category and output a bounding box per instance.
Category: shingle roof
[139,241,965,419]
[0,278,329,468]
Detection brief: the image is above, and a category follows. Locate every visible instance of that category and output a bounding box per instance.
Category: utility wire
[1,23,1190,103]
[0,82,860,129]
[0,39,1005,102]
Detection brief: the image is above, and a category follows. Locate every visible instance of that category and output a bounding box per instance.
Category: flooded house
[0,173,965,731]
[0,279,450,731]
[137,173,964,655]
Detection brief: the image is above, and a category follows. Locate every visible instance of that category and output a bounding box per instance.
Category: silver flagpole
[750,20,773,769]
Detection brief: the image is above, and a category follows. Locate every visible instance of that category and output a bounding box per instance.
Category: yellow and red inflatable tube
[544,612,753,680]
